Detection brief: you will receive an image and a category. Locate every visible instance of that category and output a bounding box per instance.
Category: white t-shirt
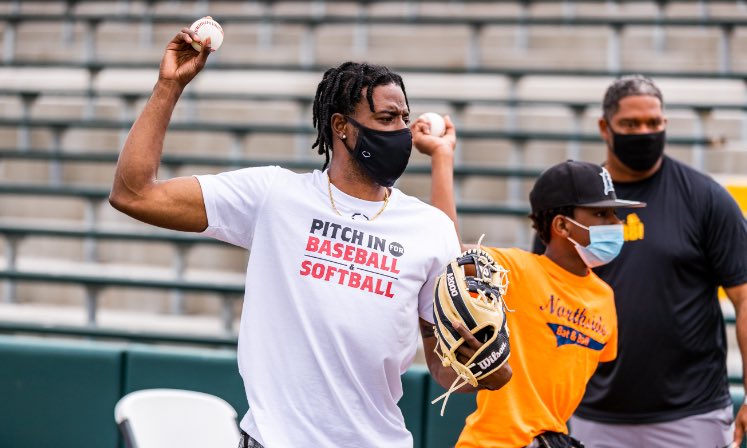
[196,167,460,448]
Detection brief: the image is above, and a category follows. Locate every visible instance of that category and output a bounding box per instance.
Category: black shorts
[238,430,264,448]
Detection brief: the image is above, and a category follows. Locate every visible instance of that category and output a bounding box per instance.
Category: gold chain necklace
[327,173,389,221]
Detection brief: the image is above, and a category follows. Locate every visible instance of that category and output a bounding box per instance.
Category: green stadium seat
[0,335,123,448]
[423,377,478,448]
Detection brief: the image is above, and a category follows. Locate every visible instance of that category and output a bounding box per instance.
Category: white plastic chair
[115,388,240,448]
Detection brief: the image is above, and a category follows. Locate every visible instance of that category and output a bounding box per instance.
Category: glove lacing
[430,362,479,417]
[472,234,513,314]
[471,262,511,311]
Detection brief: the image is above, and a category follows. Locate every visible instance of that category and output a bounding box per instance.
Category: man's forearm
[113,80,184,195]
[430,152,458,231]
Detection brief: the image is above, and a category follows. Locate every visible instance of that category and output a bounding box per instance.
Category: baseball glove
[431,245,511,415]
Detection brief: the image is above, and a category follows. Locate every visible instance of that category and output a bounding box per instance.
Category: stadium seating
[2,5,747,72]
[1,0,744,357]
[1,2,746,444]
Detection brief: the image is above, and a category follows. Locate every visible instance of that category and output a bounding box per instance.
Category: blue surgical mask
[565,217,624,268]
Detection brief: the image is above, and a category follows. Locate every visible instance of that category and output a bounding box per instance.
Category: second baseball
[419,112,446,137]
[190,17,224,51]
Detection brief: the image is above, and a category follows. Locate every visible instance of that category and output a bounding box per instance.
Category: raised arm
[413,116,512,392]
[109,26,213,232]
[411,115,459,232]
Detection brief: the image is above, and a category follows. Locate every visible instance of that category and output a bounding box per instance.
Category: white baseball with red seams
[190,17,224,51]
[419,112,446,137]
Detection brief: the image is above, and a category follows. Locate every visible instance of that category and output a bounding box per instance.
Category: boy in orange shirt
[413,119,643,448]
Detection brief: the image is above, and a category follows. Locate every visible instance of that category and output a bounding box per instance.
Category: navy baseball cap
[529,160,646,213]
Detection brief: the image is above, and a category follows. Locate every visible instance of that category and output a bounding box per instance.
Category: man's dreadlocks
[312,61,409,170]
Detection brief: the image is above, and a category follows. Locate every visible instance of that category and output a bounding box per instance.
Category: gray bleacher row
[3,73,743,220]
[0,161,532,331]
[4,2,747,72]
[0,71,743,322]
[1,0,745,343]
[7,86,747,136]
[4,85,740,156]
[0,101,737,329]
[0,108,724,219]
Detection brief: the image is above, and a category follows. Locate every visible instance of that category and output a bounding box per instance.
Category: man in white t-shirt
[109,25,511,447]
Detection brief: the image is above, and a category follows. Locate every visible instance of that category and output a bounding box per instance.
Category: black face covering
[610,128,666,172]
[343,116,412,187]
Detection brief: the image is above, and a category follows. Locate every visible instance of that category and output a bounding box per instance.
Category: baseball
[419,112,446,137]
[190,17,224,51]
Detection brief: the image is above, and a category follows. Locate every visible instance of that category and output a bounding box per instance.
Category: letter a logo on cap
[599,167,615,196]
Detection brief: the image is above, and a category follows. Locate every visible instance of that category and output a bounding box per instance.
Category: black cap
[529,160,646,213]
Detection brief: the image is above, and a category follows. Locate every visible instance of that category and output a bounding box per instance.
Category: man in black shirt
[567,76,747,447]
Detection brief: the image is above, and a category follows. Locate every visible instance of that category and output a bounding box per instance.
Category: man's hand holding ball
[419,112,446,137]
[412,112,456,158]
[189,17,224,52]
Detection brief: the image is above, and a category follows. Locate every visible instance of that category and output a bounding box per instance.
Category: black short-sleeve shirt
[573,156,747,423]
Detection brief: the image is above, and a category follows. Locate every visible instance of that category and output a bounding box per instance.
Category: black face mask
[344,116,412,187]
[610,128,666,172]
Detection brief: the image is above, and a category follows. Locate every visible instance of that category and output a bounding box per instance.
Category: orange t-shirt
[457,248,618,448]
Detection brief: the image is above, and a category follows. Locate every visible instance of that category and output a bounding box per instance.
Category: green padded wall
[423,377,477,448]
[400,365,429,448]
[123,344,248,418]
[125,346,432,448]
[25,337,747,448]
[731,385,744,420]
[0,335,123,448]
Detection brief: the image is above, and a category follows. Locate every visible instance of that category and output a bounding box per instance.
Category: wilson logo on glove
[476,343,508,371]
[432,239,512,416]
